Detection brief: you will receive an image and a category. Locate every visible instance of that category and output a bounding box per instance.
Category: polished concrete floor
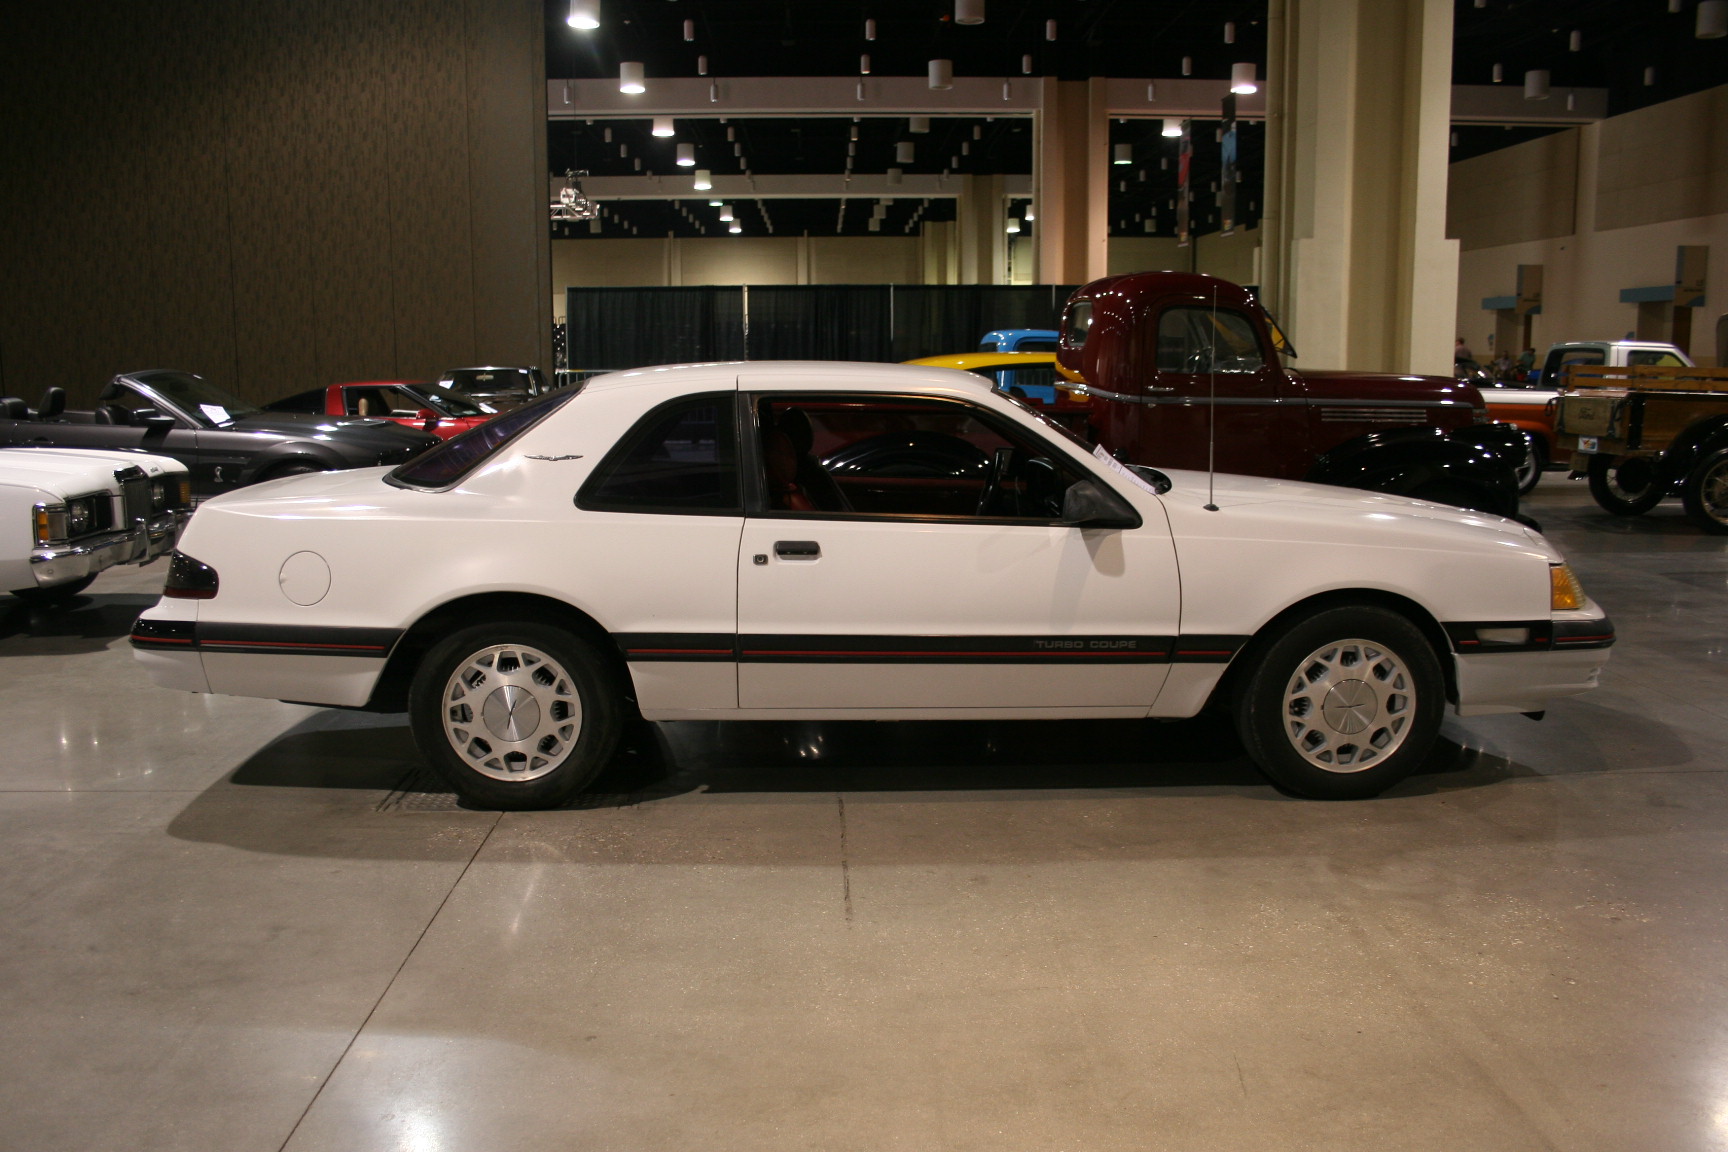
[3,479,1727,1151]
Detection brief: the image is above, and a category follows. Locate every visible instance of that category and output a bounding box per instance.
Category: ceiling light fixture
[1491,62,1503,83]
[729,222,742,234]
[1230,63,1257,94]
[1569,29,1582,51]
[860,54,871,74]
[619,61,645,94]
[1045,19,1057,40]
[1113,143,1132,165]
[1162,119,1181,137]
[896,141,914,163]
[887,167,903,185]
[676,143,696,166]
[719,204,733,220]
[566,0,599,31]
[1023,54,1033,74]
[697,55,708,75]
[910,116,930,133]
[1524,69,1550,100]
[683,18,694,41]
[1181,56,1193,76]
[929,59,953,90]
[709,198,722,206]
[652,117,674,137]
[1224,21,1236,43]
[1006,217,1021,233]
[693,169,712,190]
[1700,1,1727,38]
[1022,204,1034,221]
[865,17,877,39]
[550,170,600,222]
[956,0,984,25]
[1644,65,1657,85]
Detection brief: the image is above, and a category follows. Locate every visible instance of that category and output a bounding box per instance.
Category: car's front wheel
[408,621,623,809]
[1515,433,1547,495]
[1234,605,1445,799]
[1681,448,1728,535]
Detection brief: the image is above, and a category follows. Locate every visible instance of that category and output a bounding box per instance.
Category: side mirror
[1061,480,1141,529]
[417,408,439,431]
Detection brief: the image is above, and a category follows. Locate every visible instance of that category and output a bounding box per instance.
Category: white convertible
[4,447,192,603]
[132,363,1612,806]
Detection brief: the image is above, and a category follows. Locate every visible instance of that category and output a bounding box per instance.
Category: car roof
[905,352,1058,371]
[580,360,1002,397]
[335,380,430,388]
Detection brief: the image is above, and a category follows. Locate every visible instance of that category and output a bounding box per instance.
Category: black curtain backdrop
[566,285,1080,371]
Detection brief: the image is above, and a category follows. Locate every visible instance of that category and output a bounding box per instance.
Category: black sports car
[0,370,437,496]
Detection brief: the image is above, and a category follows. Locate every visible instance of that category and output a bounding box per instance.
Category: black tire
[9,574,97,605]
[407,620,624,810]
[258,461,326,482]
[1586,454,1664,516]
[1515,433,1547,495]
[1234,605,1446,800]
[1681,448,1728,535]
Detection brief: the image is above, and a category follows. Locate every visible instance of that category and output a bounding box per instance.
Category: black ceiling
[547,0,1727,241]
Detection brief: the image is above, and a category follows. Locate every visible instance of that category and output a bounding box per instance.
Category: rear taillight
[163,551,219,600]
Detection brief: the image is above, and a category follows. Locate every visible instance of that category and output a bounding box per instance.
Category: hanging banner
[1176,120,1192,246]
[1219,95,1238,236]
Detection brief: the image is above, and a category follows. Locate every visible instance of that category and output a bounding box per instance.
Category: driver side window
[754,394,1087,521]
[1155,308,1265,374]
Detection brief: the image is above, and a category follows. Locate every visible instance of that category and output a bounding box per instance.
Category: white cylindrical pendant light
[676,143,696,166]
[1645,65,1657,85]
[928,59,953,89]
[729,222,742,234]
[619,61,645,93]
[1162,118,1182,137]
[896,141,915,164]
[1491,62,1503,83]
[865,17,877,39]
[589,219,602,234]
[960,141,970,155]
[692,169,712,190]
[566,0,599,31]
[1022,54,1033,74]
[697,55,708,76]
[1181,56,1192,76]
[683,18,694,41]
[1569,29,1582,51]
[860,54,871,74]
[887,167,903,185]
[1230,63,1257,94]
[1144,219,1155,234]
[1700,1,1728,38]
[1023,204,1034,220]
[1045,19,1057,40]
[1005,218,1020,234]
[909,116,930,133]
[1113,143,1132,165]
[718,204,733,221]
[652,116,674,137]
[1524,69,1550,100]
[956,0,984,25]
[868,218,881,232]
[1224,21,1235,43]
[1566,90,1577,110]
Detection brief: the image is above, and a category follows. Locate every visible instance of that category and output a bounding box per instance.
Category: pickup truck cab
[1056,272,1525,517]
[979,329,1060,353]
[2,447,191,603]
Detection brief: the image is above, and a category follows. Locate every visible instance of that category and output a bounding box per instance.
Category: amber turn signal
[1550,564,1586,612]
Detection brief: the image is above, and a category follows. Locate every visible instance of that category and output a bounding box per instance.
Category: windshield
[1257,304,1297,359]
[414,382,493,417]
[126,371,260,426]
[444,368,537,395]
[387,388,578,490]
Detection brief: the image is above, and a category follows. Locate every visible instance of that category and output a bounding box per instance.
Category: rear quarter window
[387,389,578,490]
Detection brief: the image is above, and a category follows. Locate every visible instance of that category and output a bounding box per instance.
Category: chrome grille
[1318,407,1431,425]
[117,469,151,526]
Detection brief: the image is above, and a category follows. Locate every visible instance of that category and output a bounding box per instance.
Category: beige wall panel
[1107,238,1188,276]
[1197,228,1263,286]
[1597,86,1728,233]
[1447,131,1579,253]
[553,240,671,295]
[678,238,800,286]
[808,238,922,284]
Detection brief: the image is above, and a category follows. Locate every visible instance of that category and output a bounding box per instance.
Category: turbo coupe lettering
[132,362,1612,809]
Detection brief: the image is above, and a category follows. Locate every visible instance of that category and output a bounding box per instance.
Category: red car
[263,381,496,440]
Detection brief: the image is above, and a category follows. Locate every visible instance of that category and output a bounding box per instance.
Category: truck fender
[1653,415,1728,487]
[1305,427,1521,517]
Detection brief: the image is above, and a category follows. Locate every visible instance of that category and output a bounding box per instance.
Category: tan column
[956,174,1007,284]
[1261,0,1458,374]
[1033,78,1110,285]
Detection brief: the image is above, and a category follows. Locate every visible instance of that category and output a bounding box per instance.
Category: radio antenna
[1204,283,1219,512]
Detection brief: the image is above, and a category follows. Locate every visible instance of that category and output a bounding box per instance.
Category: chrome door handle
[773,540,821,559]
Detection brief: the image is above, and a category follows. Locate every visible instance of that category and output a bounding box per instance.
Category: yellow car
[902,351,1068,405]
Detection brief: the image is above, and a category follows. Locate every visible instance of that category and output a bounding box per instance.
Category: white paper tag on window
[1093,444,1161,495]
[199,404,230,424]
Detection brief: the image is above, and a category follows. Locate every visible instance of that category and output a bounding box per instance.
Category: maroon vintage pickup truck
[1055,272,1525,517]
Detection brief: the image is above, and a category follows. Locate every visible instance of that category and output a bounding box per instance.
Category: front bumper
[1449,609,1615,716]
[28,507,192,588]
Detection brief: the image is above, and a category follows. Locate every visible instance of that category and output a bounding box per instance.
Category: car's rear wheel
[1587,454,1664,516]
[9,574,97,606]
[408,621,623,809]
[259,461,326,482]
[1681,448,1728,535]
[1234,605,1445,799]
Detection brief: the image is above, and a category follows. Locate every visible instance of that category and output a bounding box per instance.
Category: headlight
[67,498,93,536]
[150,480,166,511]
[1550,563,1586,611]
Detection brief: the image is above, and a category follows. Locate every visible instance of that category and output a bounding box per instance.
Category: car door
[1140,302,1293,477]
[734,386,1180,713]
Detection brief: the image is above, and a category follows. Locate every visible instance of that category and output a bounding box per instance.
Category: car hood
[1150,466,1555,559]
[1,446,186,478]
[0,448,131,488]
[227,412,436,449]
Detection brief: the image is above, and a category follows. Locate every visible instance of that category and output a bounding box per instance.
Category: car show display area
[0,480,1723,1151]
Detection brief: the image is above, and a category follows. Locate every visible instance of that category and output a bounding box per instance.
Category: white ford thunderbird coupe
[132,362,1612,807]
